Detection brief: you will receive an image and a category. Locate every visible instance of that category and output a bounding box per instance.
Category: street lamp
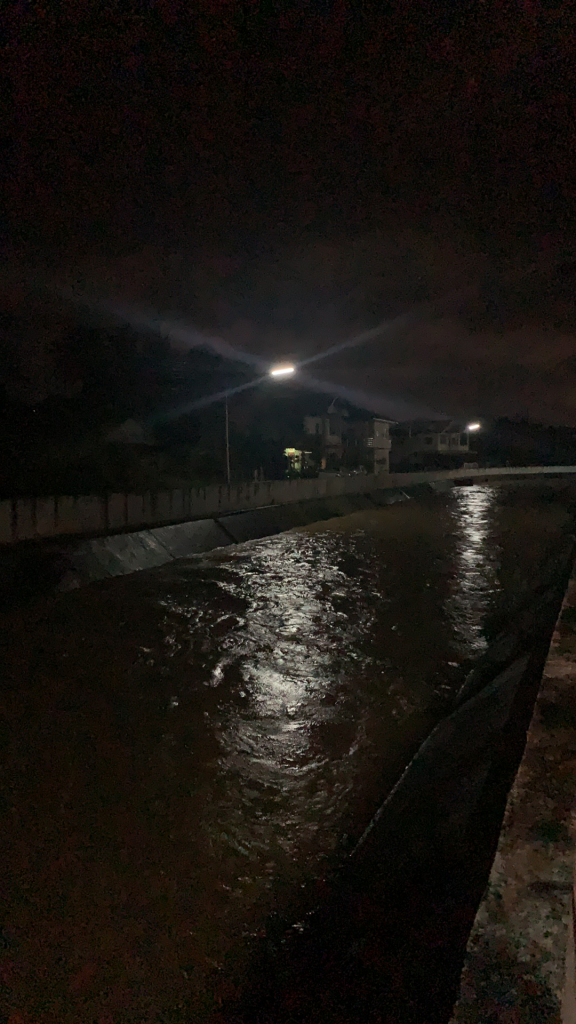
[269,363,296,378]
[224,363,297,485]
[465,421,481,463]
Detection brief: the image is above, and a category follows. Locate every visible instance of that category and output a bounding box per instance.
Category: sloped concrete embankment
[451,576,576,1024]
[0,487,411,605]
[67,488,410,584]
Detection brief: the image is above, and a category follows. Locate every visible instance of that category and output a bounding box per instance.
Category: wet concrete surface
[0,486,574,1022]
[452,578,576,1024]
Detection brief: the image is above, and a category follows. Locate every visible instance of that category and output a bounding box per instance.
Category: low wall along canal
[2,465,576,546]
[2,467,576,606]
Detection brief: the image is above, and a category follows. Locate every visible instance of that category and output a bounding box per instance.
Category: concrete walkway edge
[451,577,576,1023]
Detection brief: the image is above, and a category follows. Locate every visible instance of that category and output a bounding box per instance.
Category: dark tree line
[0,312,319,496]
[475,419,576,468]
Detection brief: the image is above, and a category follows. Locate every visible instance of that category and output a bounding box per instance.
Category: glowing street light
[465,422,481,462]
[269,363,296,378]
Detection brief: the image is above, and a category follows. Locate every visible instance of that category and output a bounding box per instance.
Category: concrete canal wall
[452,574,576,1023]
[0,486,412,604]
[1,466,576,605]
[46,487,410,592]
[2,465,576,547]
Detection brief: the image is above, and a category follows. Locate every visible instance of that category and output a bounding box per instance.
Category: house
[344,416,393,474]
[390,421,471,471]
[303,401,348,470]
[302,401,393,474]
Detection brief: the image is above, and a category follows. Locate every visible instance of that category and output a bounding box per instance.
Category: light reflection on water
[150,511,497,941]
[445,486,501,655]
[158,533,389,875]
[5,487,571,1020]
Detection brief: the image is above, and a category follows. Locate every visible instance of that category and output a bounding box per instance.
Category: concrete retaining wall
[452,575,576,1023]
[67,518,236,585]
[2,468,576,605]
[2,466,576,546]
[60,491,413,589]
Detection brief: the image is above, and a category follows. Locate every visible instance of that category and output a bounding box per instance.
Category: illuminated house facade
[302,401,393,474]
[390,421,472,470]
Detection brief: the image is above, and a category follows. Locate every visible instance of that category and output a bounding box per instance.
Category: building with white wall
[391,421,471,470]
[303,401,393,474]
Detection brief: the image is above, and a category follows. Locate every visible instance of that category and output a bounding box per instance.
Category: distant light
[270,364,296,377]
[467,422,481,432]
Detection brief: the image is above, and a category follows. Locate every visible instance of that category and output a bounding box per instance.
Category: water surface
[1,485,571,1022]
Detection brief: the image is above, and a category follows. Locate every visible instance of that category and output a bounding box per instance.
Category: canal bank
[3,467,576,547]
[0,486,411,608]
[2,476,576,611]
[451,576,576,1023]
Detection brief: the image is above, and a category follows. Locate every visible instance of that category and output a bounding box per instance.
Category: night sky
[3,1,576,423]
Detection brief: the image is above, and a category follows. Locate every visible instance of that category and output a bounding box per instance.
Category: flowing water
[0,485,573,1022]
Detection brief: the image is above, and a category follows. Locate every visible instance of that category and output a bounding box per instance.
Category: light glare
[270,364,296,377]
[467,422,481,432]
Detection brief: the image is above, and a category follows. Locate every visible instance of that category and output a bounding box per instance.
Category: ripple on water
[147,521,489,911]
[6,488,571,1019]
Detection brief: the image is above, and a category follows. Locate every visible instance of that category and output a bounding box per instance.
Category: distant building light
[467,422,481,432]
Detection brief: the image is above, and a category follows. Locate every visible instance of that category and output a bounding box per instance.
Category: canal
[1,485,573,1022]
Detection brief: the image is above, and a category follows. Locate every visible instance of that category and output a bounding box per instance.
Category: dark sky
[3,0,576,422]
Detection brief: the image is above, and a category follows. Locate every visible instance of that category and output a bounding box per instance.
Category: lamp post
[225,396,231,486]
[466,421,481,456]
[224,363,296,485]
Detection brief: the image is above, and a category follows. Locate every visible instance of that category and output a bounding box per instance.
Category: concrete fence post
[107,493,127,531]
[76,496,106,534]
[142,492,153,524]
[35,497,57,537]
[186,489,198,519]
[171,489,184,521]
[15,499,36,540]
[0,500,13,544]
[55,497,79,535]
[126,494,145,527]
[153,491,172,525]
